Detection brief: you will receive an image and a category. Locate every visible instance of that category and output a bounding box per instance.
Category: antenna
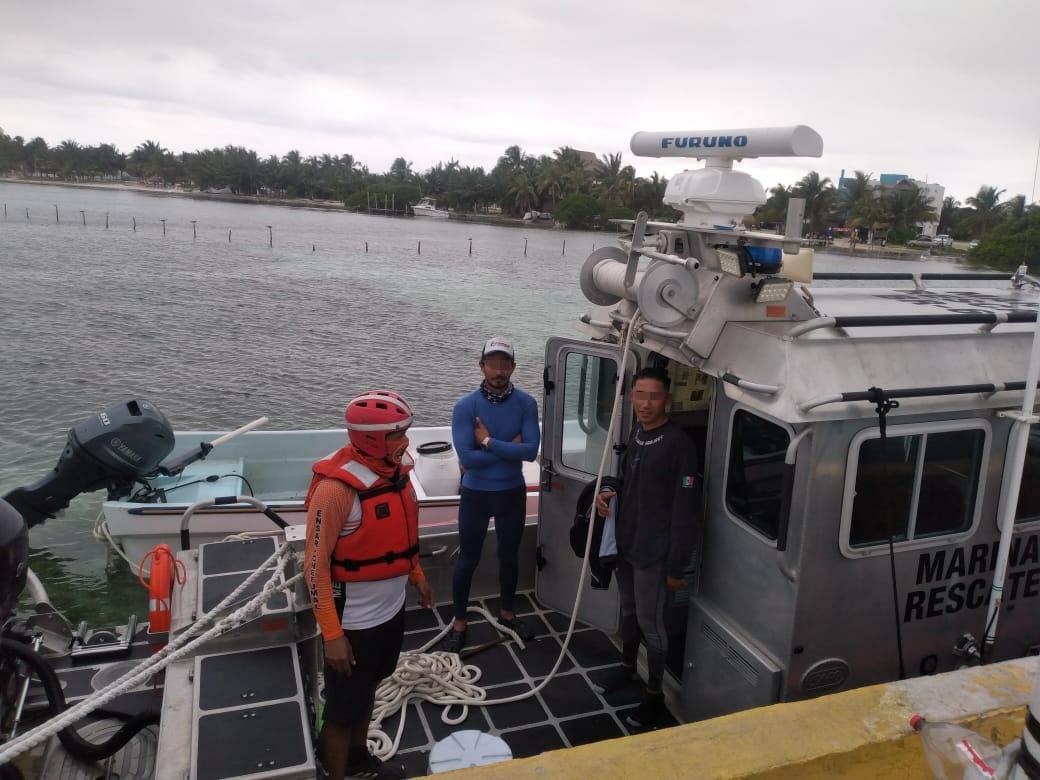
[630,125,823,228]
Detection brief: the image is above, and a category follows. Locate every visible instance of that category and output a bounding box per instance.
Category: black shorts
[322,606,405,726]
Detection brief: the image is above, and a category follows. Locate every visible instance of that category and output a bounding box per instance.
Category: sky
[1,0,1038,204]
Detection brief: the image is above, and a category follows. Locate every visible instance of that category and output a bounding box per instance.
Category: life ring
[138,543,184,635]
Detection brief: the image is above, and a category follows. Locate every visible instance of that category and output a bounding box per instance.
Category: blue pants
[452,486,527,620]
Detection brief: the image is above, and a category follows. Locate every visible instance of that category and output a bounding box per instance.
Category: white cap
[482,336,514,360]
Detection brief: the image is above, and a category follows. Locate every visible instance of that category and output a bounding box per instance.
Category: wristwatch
[480,436,491,449]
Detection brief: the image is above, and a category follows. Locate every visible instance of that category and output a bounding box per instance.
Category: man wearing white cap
[444,336,540,652]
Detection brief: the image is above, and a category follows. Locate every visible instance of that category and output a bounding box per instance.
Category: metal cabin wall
[783,408,1040,705]
[681,392,795,721]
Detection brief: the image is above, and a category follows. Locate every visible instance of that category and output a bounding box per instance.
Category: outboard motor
[0,498,28,623]
[3,399,174,528]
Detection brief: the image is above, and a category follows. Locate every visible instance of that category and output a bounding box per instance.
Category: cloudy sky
[1,0,1037,203]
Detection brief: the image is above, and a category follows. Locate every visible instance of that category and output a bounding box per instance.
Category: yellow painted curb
[437,657,1037,779]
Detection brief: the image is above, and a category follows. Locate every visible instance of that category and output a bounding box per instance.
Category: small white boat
[100,425,540,571]
[411,196,449,218]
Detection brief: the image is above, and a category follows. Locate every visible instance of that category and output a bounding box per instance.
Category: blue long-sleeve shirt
[451,387,540,491]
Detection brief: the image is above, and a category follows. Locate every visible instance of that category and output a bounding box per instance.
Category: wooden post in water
[133,217,136,232]
[79,210,85,226]
[469,238,472,256]
[160,218,166,236]
[365,241,368,252]
[25,208,29,221]
[266,225,273,247]
[54,204,58,223]
[524,238,527,256]
[191,220,197,239]
[105,213,109,229]
[562,239,566,256]
[417,241,421,255]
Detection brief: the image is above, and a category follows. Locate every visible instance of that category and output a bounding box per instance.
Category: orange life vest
[306,446,420,582]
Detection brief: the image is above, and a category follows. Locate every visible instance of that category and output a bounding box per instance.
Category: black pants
[322,606,405,725]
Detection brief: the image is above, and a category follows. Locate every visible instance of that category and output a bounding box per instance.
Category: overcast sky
[1,0,1037,203]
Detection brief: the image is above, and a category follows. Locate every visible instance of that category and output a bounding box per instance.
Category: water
[0,180,974,626]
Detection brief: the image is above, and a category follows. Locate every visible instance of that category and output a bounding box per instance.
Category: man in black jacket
[593,366,701,728]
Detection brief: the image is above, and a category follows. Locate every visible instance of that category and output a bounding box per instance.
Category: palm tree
[506,171,539,216]
[754,183,791,230]
[635,172,670,217]
[26,136,49,177]
[939,196,959,234]
[498,145,526,173]
[56,139,82,179]
[837,171,873,221]
[130,140,167,183]
[1002,194,1026,219]
[554,147,589,196]
[387,157,414,184]
[792,171,836,234]
[884,184,938,232]
[966,185,1006,233]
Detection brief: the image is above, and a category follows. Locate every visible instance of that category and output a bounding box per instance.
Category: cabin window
[849,428,984,547]
[1015,424,1040,524]
[725,410,791,539]
[560,352,618,474]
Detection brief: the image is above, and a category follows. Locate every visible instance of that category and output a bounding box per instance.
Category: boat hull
[412,206,450,218]
[101,425,541,597]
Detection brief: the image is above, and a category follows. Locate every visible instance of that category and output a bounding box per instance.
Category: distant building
[574,150,599,172]
[837,169,944,236]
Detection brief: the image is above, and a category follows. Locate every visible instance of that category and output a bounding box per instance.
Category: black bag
[570,477,622,589]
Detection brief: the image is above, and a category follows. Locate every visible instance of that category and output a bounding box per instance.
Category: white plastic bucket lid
[428,730,512,774]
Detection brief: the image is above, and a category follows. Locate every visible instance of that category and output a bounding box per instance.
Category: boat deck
[26,589,680,778]
[389,592,678,777]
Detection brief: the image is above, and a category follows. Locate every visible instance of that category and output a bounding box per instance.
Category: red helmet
[345,390,413,459]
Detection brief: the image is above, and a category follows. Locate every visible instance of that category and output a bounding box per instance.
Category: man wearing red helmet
[304,390,434,780]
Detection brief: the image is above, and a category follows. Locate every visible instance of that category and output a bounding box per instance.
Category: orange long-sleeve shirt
[304,477,425,641]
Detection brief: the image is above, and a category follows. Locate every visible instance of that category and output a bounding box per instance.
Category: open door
[535,337,639,633]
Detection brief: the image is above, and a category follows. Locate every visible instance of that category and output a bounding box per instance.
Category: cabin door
[535,337,638,633]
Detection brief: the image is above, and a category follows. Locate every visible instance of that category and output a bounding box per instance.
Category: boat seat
[157,458,247,504]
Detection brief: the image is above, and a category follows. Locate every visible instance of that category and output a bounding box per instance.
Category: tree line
[0,128,675,227]
[758,170,1039,268]
[0,127,1035,267]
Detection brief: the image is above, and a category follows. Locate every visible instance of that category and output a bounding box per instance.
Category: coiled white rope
[366,313,642,760]
[0,543,300,764]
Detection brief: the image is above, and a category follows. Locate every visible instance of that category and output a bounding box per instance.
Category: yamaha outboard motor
[3,399,174,528]
[0,498,28,622]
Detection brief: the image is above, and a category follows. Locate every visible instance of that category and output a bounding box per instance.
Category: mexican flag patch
[681,476,697,488]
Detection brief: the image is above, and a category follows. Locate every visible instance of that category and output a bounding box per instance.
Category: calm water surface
[0,181,975,625]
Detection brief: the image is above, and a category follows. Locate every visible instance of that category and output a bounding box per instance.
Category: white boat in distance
[411,196,450,218]
[102,425,540,569]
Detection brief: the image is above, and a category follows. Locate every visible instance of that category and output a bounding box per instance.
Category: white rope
[365,605,524,758]
[366,313,642,760]
[91,509,286,579]
[0,543,300,764]
[92,511,146,575]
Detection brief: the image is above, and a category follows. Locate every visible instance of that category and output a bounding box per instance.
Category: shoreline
[0,177,549,228]
[0,178,974,248]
